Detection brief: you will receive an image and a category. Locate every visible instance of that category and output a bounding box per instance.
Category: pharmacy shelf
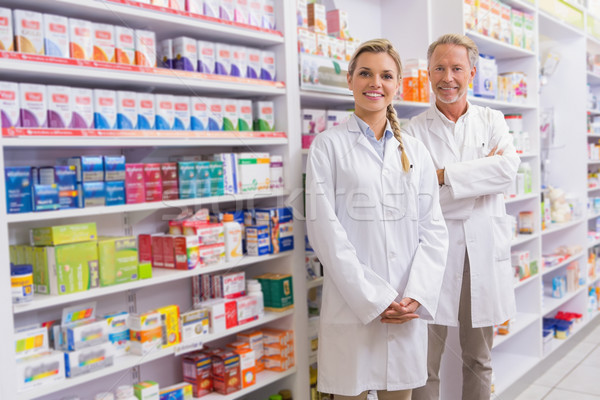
[587,109,600,115]
[0,0,284,46]
[15,309,295,400]
[588,134,600,138]
[589,186,600,192]
[6,189,289,223]
[589,237,600,248]
[0,134,288,147]
[465,30,536,60]
[299,89,354,108]
[0,53,286,97]
[505,192,539,204]
[541,218,584,236]
[306,277,324,290]
[542,251,585,276]
[492,312,539,349]
[588,210,600,220]
[542,285,587,315]
[13,252,292,314]
[511,233,538,247]
[589,71,600,86]
[545,318,590,358]
[517,152,539,158]
[468,96,537,113]
[588,159,600,164]
[504,0,536,13]
[538,9,584,39]
[492,352,539,397]
[202,368,297,400]
[514,272,540,289]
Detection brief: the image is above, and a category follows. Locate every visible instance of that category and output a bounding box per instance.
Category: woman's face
[347,51,400,118]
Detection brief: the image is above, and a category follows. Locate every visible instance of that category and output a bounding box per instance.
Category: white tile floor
[514,324,600,399]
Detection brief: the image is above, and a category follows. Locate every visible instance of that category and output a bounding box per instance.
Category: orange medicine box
[234,347,255,388]
[237,330,264,372]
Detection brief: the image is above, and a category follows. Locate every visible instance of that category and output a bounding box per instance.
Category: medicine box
[182,352,212,398]
[246,48,261,79]
[82,181,106,207]
[64,342,114,377]
[92,22,115,62]
[31,222,97,246]
[197,40,215,74]
[128,311,163,355]
[134,380,160,400]
[16,351,65,392]
[14,9,44,55]
[307,3,326,34]
[64,318,109,351]
[126,163,146,204]
[19,82,47,128]
[173,96,191,131]
[211,351,241,394]
[98,236,139,286]
[231,45,247,78]
[190,97,209,131]
[47,85,72,128]
[14,326,49,359]
[135,29,156,67]
[198,242,225,267]
[103,155,126,181]
[55,241,100,294]
[160,162,178,200]
[155,94,175,130]
[246,225,269,256]
[173,36,197,71]
[144,163,163,202]
[104,311,130,356]
[154,304,181,348]
[69,18,93,60]
[215,43,232,76]
[137,92,155,130]
[0,81,20,128]
[0,7,13,52]
[93,89,117,129]
[255,207,294,253]
[238,152,270,193]
[71,88,94,129]
[33,184,59,211]
[180,309,209,342]
[256,273,294,311]
[117,91,138,129]
[173,235,199,270]
[115,25,135,65]
[43,13,68,58]
[159,382,193,400]
[5,166,32,214]
[260,50,275,81]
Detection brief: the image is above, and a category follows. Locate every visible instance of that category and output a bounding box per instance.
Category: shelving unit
[4,0,600,398]
[0,1,307,399]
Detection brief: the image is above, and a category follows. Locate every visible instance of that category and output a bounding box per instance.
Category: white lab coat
[403,104,520,328]
[305,115,448,395]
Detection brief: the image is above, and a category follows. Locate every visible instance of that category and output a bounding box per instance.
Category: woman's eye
[359,71,370,77]
[384,74,393,80]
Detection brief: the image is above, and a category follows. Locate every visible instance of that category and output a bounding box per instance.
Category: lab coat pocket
[492,215,512,261]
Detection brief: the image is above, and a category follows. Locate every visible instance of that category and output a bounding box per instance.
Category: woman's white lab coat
[403,104,520,328]
[305,116,448,396]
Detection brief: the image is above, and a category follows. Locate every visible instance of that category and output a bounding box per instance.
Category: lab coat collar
[350,114,398,164]
[425,101,473,160]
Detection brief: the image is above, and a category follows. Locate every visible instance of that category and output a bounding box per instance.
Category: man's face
[428,44,476,105]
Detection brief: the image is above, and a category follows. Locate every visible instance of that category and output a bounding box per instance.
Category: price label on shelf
[174,337,204,356]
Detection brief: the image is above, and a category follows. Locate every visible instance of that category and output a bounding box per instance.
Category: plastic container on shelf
[10,264,33,304]
[247,278,265,318]
[223,213,243,261]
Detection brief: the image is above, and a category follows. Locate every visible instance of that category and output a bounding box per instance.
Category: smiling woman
[304,38,449,400]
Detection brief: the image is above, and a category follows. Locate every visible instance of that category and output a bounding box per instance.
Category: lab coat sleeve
[305,143,399,325]
[444,112,520,200]
[403,146,449,320]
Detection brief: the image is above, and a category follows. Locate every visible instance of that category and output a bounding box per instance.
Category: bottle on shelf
[223,213,243,261]
[247,278,265,319]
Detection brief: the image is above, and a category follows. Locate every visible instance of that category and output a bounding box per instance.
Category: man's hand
[487,145,503,157]
[436,168,445,185]
[380,298,421,324]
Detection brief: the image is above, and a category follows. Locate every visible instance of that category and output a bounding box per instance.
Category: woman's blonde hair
[348,39,410,172]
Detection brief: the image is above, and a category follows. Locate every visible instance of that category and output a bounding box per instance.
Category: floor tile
[544,388,600,400]
[562,341,598,363]
[581,345,600,368]
[556,364,600,395]
[582,327,600,345]
[512,384,552,400]
[534,356,580,387]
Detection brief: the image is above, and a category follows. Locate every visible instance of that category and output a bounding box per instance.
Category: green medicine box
[54,241,99,295]
[31,222,97,246]
[256,273,294,311]
[98,236,139,286]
